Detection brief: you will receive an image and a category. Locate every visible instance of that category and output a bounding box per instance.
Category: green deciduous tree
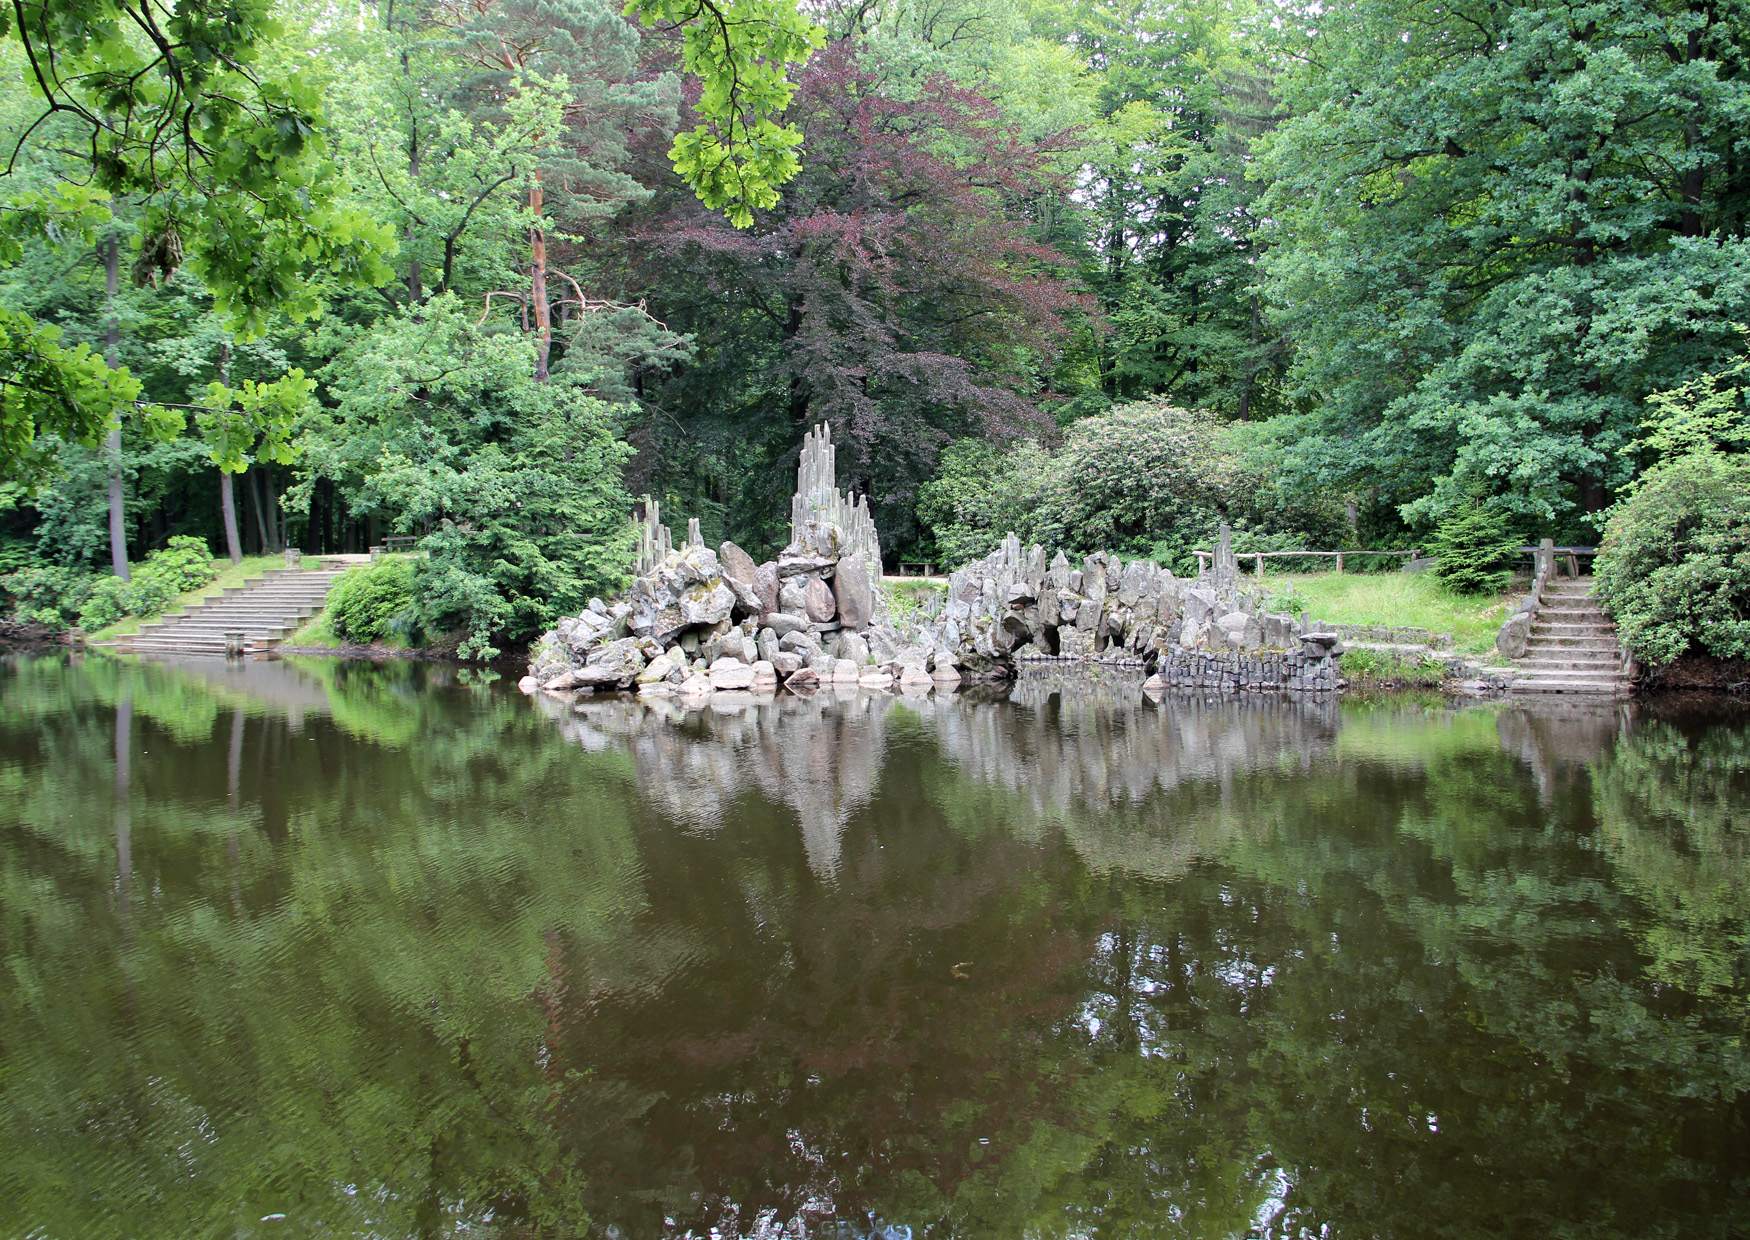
[0,0,398,479]
[1256,0,1750,536]
[301,296,634,658]
[625,0,823,226]
[195,367,313,563]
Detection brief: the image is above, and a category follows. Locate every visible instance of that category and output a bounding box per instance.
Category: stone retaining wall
[1311,622,1452,650]
[1149,648,1342,693]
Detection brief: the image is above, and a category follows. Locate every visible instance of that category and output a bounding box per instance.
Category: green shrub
[71,537,218,631]
[918,401,1348,574]
[1428,505,1520,595]
[120,572,179,617]
[139,535,218,594]
[2,563,99,629]
[329,558,420,644]
[1266,586,1309,616]
[1595,452,1750,665]
[77,576,131,630]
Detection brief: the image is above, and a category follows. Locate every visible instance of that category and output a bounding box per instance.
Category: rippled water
[1,654,1747,1239]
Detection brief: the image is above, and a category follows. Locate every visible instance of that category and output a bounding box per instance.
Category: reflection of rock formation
[930,670,1343,879]
[536,689,896,877]
[536,678,1344,883]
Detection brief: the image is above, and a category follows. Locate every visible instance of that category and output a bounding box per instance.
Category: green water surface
[1,654,1745,1238]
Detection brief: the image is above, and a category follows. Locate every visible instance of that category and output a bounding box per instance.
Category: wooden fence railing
[1191,548,1422,575]
[1521,543,1597,577]
[1190,541,1600,578]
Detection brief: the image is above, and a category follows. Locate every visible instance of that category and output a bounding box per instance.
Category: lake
[1,654,1746,1238]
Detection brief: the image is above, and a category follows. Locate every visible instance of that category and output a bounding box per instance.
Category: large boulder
[677,673,714,701]
[719,540,758,589]
[1497,611,1531,660]
[833,555,875,630]
[838,630,871,665]
[636,651,683,684]
[528,636,571,682]
[1182,586,1218,626]
[1216,610,1260,650]
[671,544,719,586]
[681,580,735,629]
[804,578,837,623]
[708,657,757,690]
[579,637,645,687]
[789,519,842,561]
[1118,559,1156,606]
[753,562,781,616]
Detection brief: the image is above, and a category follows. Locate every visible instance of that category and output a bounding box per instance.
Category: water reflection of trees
[1,655,1746,1239]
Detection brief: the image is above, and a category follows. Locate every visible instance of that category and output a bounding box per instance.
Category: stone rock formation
[925,525,1342,690]
[523,423,913,696]
[524,427,1341,698]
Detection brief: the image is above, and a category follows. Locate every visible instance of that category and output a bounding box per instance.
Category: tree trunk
[219,473,244,564]
[104,231,129,580]
[406,50,423,303]
[248,467,273,552]
[530,173,551,382]
[216,342,243,564]
[254,469,284,553]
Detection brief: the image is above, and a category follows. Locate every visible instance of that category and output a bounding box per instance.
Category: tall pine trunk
[104,230,129,580]
[530,172,551,382]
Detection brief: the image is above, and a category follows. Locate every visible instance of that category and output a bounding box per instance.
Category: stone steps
[1526,647,1617,668]
[1510,577,1630,696]
[109,566,345,657]
[1532,621,1616,637]
[1526,635,1618,651]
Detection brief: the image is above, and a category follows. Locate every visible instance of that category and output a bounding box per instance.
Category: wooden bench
[371,536,420,560]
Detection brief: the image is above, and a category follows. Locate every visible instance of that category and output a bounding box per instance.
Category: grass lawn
[88,554,286,640]
[884,576,948,620]
[284,609,345,649]
[1259,570,1519,654]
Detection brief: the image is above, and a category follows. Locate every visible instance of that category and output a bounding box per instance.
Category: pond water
[1,654,1746,1239]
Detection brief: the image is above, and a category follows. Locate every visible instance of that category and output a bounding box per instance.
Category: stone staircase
[112,564,350,657]
[1510,578,1632,695]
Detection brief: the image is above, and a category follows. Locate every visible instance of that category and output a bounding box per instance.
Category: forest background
[3,0,1746,658]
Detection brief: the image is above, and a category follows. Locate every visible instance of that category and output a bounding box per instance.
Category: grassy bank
[88,555,286,641]
[1338,646,1451,689]
[1261,571,1517,654]
[884,577,949,620]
